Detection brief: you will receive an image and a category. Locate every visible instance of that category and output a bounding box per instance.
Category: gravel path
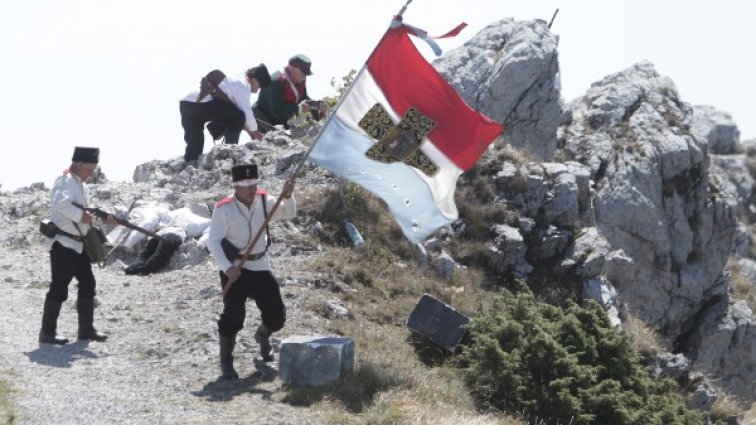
[0,228,331,424]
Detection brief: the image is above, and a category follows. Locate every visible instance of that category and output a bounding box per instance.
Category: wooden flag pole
[397,0,413,17]
[222,0,417,297]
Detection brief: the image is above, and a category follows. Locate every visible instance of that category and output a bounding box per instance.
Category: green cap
[288,54,313,75]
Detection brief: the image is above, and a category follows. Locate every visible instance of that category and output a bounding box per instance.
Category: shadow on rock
[24,340,98,368]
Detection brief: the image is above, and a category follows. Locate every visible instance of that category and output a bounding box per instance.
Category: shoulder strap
[215,196,233,207]
[260,193,272,250]
[282,68,300,101]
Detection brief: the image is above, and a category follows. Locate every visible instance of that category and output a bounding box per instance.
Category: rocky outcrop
[686,297,756,401]
[559,61,737,335]
[691,105,741,155]
[435,18,561,161]
[556,61,755,401]
[710,155,753,216]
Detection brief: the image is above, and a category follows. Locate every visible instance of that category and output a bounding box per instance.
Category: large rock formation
[692,105,741,155]
[435,18,561,161]
[433,20,754,402]
[558,61,738,336]
[556,61,756,401]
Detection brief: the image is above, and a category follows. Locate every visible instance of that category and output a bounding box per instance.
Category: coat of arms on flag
[309,17,504,243]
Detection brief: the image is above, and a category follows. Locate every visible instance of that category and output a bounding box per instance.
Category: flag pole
[222,2,415,297]
[396,0,413,17]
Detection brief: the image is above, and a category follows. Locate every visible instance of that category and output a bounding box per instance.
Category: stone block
[406,293,469,352]
[278,336,355,386]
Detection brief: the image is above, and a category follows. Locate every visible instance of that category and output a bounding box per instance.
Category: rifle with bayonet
[72,202,166,241]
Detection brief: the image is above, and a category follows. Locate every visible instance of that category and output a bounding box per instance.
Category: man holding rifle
[38,146,115,345]
[206,163,296,380]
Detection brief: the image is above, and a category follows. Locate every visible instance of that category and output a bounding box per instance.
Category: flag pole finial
[397,0,413,17]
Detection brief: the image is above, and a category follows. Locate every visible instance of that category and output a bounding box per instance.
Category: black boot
[77,297,108,342]
[219,334,239,380]
[254,323,274,362]
[39,299,69,345]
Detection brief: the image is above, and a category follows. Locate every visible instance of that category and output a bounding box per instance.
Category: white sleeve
[50,177,85,222]
[207,207,233,271]
[227,80,257,132]
[123,214,160,248]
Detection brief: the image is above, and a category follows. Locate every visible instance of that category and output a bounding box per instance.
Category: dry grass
[287,197,524,424]
[283,310,524,425]
[622,311,668,358]
[709,394,745,423]
[293,174,756,424]
[0,376,15,425]
[355,389,523,425]
[743,402,756,425]
[726,257,756,313]
[495,145,533,168]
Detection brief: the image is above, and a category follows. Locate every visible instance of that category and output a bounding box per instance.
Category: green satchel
[74,223,108,268]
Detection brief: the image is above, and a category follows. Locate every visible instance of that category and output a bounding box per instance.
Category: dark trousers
[180,99,245,162]
[252,106,282,133]
[217,269,286,336]
[125,233,182,275]
[46,242,96,302]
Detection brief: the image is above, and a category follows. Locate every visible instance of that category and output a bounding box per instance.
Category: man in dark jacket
[253,54,324,132]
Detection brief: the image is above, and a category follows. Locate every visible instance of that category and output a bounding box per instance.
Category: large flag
[309,19,504,243]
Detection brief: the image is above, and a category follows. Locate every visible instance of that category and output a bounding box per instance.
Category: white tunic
[181,70,259,132]
[43,171,94,253]
[123,207,211,248]
[207,191,296,272]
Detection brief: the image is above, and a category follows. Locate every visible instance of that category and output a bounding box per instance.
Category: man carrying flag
[218,5,504,336]
[308,14,503,243]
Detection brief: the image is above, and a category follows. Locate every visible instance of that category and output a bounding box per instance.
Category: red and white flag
[310,19,504,243]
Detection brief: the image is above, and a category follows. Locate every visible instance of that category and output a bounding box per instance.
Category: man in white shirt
[39,146,115,345]
[180,64,272,165]
[207,163,296,380]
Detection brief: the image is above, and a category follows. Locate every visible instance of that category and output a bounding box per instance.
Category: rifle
[72,202,166,241]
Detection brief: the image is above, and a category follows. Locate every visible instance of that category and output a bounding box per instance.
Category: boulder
[278,336,355,386]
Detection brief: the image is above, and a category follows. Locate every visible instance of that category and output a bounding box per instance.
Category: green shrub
[459,289,703,425]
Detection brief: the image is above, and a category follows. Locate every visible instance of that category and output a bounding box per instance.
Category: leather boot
[219,334,239,380]
[254,323,274,362]
[77,297,108,341]
[39,299,69,345]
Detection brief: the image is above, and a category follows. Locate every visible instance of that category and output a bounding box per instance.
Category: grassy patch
[0,376,15,425]
[292,183,524,422]
[726,257,756,313]
[279,315,522,425]
[742,402,756,425]
[623,311,668,358]
[709,394,744,424]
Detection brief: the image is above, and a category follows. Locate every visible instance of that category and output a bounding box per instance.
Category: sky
[1,0,753,191]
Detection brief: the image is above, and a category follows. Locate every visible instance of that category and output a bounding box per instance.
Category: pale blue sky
[1,0,753,190]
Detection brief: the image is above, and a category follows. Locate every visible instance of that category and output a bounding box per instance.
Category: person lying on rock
[122,207,211,275]
[206,163,296,380]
